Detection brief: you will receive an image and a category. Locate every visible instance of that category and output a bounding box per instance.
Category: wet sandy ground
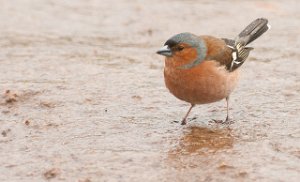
[0,0,300,181]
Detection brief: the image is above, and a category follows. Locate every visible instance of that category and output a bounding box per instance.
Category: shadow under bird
[157,18,270,125]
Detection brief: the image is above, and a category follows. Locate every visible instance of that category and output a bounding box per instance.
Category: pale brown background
[0,0,299,181]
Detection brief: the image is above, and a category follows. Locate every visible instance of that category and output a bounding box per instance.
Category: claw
[209,118,234,125]
[222,118,234,125]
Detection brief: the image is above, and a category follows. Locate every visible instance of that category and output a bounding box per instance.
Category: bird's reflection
[166,126,235,176]
[169,126,234,156]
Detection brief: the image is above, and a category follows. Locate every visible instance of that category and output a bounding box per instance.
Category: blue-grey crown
[165,32,207,69]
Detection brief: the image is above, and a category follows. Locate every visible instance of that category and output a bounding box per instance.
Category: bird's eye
[177,45,184,51]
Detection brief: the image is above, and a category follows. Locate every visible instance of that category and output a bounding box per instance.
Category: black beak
[156,45,172,57]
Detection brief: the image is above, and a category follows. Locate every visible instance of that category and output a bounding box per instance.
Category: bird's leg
[181,104,195,125]
[210,97,232,124]
[226,96,229,121]
[223,96,233,124]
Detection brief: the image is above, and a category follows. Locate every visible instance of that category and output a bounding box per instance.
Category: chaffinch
[157,18,270,125]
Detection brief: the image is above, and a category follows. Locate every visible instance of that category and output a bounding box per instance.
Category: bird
[156,18,270,125]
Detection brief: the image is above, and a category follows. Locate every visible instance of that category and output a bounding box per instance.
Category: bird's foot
[181,119,187,125]
[181,117,197,125]
[223,116,234,124]
[172,120,187,125]
[210,118,234,125]
[173,117,197,125]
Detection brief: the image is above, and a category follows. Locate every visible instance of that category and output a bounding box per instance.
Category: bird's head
[156,32,207,69]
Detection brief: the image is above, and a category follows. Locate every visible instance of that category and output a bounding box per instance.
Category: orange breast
[164,60,239,104]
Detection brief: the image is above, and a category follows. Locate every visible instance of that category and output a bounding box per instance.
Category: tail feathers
[235,18,270,46]
[223,18,270,72]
